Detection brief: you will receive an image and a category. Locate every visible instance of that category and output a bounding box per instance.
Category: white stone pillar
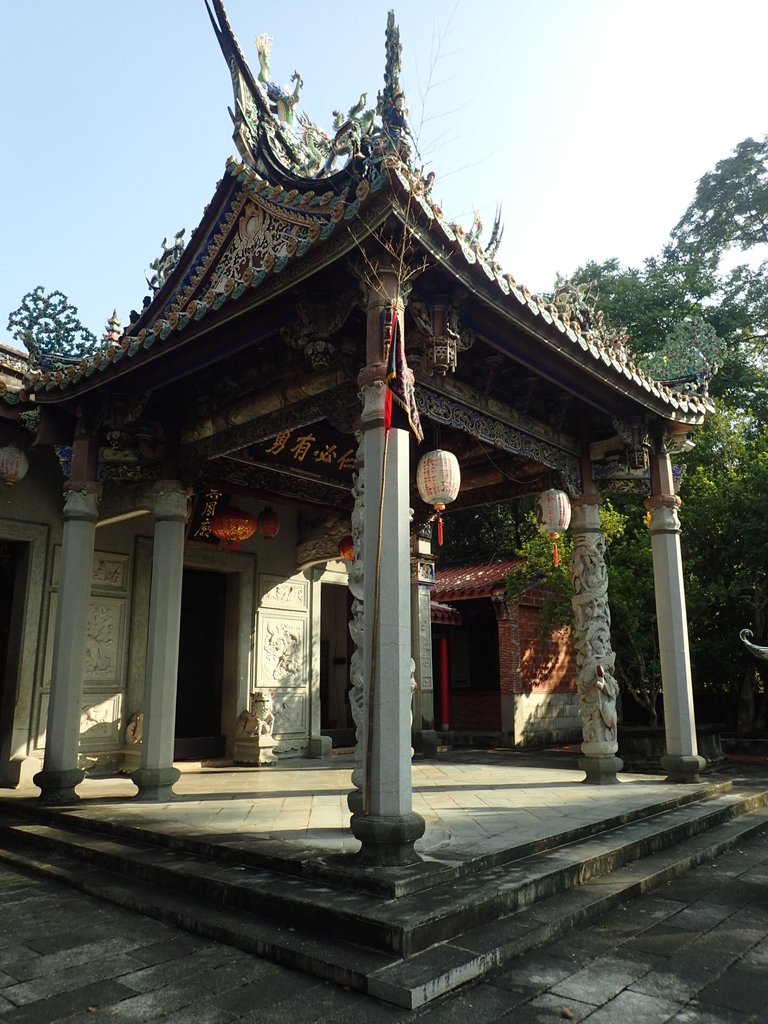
[34,484,101,803]
[348,275,425,865]
[131,481,188,801]
[646,452,705,782]
[570,496,623,783]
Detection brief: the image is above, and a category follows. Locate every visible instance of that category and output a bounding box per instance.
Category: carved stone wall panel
[79,694,124,750]
[259,573,309,611]
[43,595,127,694]
[256,613,307,689]
[51,547,129,594]
[35,692,123,752]
[91,554,130,592]
[271,688,308,736]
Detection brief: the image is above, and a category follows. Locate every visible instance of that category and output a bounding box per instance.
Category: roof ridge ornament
[376,10,413,167]
[145,230,186,295]
[206,1,418,181]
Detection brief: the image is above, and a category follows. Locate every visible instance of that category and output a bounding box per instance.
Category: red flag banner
[384,305,423,443]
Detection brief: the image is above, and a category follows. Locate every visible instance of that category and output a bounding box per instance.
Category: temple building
[0,1,712,864]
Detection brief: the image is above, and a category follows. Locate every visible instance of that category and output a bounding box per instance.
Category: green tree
[437,498,536,564]
[671,135,768,419]
[673,136,768,257]
[679,411,768,733]
[602,496,661,726]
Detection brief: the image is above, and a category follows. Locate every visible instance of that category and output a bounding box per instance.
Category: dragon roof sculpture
[205,0,412,185]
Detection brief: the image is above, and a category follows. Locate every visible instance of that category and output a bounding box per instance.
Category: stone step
[1,785,766,955]
[0,778,735,900]
[0,786,765,1003]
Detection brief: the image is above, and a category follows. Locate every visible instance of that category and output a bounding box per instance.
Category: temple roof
[433,559,524,602]
[3,2,714,448]
[17,150,713,426]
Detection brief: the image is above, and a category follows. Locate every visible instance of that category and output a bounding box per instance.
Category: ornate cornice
[415,383,581,494]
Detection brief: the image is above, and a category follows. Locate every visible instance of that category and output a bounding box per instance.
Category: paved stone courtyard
[0,751,734,861]
[0,823,766,1023]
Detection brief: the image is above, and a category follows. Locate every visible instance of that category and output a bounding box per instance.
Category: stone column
[34,483,101,803]
[347,434,366,811]
[570,494,623,783]
[349,270,425,865]
[410,528,437,756]
[496,601,521,747]
[131,481,188,801]
[646,451,705,782]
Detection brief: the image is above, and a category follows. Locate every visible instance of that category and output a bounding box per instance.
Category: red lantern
[338,535,354,561]
[257,505,280,539]
[210,506,258,551]
[0,443,29,486]
[535,489,571,567]
[416,449,461,546]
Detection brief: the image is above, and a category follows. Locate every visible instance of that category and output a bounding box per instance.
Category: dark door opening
[175,568,226,760]
[320,584,355,748]
[0,542,23,742]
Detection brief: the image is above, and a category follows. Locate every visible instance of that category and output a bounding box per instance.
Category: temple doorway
[0,542,23,753]
[175,567,227,760]
[320,582,354,748]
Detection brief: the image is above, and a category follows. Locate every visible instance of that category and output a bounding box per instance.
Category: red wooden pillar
[439,635,450,731]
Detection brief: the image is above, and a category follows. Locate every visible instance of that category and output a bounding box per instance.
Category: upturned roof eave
[23,159,714,428]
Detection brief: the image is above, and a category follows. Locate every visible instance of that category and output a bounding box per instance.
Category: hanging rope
[364,428,389,815]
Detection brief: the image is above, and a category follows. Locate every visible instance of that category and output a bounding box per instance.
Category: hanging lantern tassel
[550,533,560,568]
[417,449,461,549]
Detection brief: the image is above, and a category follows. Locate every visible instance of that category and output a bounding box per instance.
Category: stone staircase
[0,778,767,1008]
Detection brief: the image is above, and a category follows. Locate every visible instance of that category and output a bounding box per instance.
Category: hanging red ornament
[257,505,280,539]
[210,506,258,551]
[337,535,354,561]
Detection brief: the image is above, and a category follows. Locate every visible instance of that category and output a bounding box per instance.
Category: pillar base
[347,788,364,816]
[33,768,84,804]
[131,765,181,801]
[661,753,706,784]
[307,735,332,759]
[578,754,623,784]
[414,730,439,758]
[350,811,425,866]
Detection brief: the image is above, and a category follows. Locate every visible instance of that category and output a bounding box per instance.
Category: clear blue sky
[1,0,766,350]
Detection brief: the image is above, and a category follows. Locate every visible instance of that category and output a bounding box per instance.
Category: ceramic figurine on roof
[255,34,303,125]
[145,230,186,294]
[7,286,100,370]
[376,11,414,166]
[205,0,415,184]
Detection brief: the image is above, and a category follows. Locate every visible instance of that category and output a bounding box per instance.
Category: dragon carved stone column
[347,433,365,810]
[646,450,705,783]
[569,496,624,784]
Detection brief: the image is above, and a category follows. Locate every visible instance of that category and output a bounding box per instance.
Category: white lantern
[416,449,461,546]
[0,443,29,486]
[535,488,571,567]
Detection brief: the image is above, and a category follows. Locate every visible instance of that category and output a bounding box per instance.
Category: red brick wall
[496,605,521,696]
[517,600,576,695]
[449,690,501,731]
